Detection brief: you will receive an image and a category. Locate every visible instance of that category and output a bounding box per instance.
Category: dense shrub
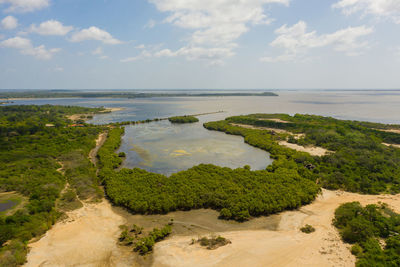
[168,116,199,123]
[334,202,400,266]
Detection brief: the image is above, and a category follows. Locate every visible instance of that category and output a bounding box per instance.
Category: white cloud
[92,46,103,55]
[145,19,156,29]
[333,0,400,24]
[29,20,73,36]
[53,66,63,72]
[261,21,373,62]
[135,44,146,49]
[70,26,122,45]
[120,50,152,62]
[1,15,18,30]
[0,36,60,59]
[149,0,288,63]
[0,0,50,13]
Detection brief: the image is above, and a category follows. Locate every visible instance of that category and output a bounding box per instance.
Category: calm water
[6,90,400,174]
[0,200,17,212]
[118,120,272,175]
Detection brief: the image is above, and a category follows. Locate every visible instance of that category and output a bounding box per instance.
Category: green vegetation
[168,116,199,123]
[204,114,400,194]
[0,105,104,266]
[57,189,83,212]
[119,223,172,255]
[300,224,315,234]
[98,128,320,222]
[134,224,172,254]
[333,202,400,266]
[195,235,231,250]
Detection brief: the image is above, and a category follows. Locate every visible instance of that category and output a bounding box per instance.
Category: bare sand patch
[24,200,137,267]
[101,107,125,113]
[230,123,289,134]
[67,108,124,122]
[377,129,400,134]
[152,190,400,267]
[279,141,331,156]
[258,118,292,124]
[382,142,400,149]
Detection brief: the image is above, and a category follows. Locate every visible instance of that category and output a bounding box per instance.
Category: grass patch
[57,189,83,212]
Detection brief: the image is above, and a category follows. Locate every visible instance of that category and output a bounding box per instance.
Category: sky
[0,0,400,90]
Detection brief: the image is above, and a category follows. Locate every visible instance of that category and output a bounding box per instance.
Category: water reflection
[118,120,272,176]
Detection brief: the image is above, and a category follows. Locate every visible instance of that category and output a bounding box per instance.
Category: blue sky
[0,0,399,89]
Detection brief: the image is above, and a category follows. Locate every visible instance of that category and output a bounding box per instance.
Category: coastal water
[6,90,400,174]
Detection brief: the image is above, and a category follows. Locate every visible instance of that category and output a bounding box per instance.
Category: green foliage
[334,202,400,266]
[196,235,231,250]
[168,116,199,123]
[204,114,400,194]
[97,128,124,175]
[133,225,172,255]
[0,105,103,266]
[300,224,315,234]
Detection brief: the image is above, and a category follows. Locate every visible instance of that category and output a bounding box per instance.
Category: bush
[300,224,315,234]
[197,235,231,250]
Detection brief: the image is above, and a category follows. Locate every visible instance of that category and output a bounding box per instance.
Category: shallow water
[119,120,272,175]
[0,200,17,212]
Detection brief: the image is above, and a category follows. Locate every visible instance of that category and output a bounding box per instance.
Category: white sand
[279,141,331,156]
[152,190,400,267]
[230,123,289,134]
[24,200,137,267]
[258,118,292,124]
[383,143,400,149]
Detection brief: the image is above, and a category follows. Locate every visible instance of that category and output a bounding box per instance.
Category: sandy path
[24,200,137,267]
[152,190,400,267]
[89,132,107,165]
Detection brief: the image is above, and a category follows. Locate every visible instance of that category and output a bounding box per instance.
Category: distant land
[0,90,278,99]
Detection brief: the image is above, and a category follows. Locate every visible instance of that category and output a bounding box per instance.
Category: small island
[168,115,199,124]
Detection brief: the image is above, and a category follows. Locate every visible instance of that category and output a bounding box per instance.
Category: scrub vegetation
[334,202,400,266]
[0,105,105,266]
[204,114,400,194]
[119,223,172,255]
[195,235,231,250]
[168,116,199,123]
